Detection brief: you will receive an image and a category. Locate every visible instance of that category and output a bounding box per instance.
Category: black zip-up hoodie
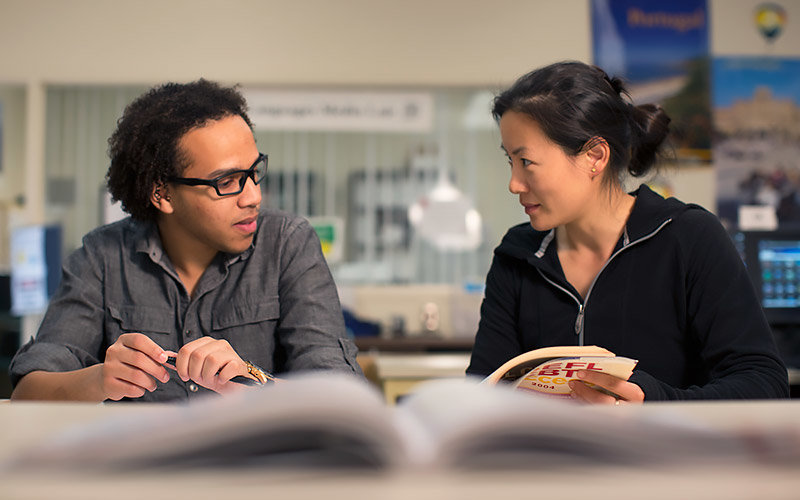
[468,185,789,400]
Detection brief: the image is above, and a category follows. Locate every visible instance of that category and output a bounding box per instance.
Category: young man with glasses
[10,80,362,402]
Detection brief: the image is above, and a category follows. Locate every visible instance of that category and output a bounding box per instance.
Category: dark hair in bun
[492,61,671,183]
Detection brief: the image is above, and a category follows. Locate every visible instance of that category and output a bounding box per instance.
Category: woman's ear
[150,184,174,214]
[583,137,610,178]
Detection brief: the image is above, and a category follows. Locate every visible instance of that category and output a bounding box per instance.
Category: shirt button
[185,330,192,337]
[188,383,198,392]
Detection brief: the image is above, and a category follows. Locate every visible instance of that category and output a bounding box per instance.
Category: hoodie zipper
[535,218,674,345]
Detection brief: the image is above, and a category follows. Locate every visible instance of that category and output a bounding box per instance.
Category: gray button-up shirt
[10,209,362,401]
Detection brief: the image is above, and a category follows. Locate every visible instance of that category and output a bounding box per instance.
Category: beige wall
[0,0,591,86]
[2,0,795,86]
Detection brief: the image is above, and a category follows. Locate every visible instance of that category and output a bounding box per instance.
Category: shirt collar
[134,220,166,264]
[134,219,257,269]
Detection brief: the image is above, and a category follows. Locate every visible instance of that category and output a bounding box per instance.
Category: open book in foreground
[5,373,800,472]
[482,345,638,397]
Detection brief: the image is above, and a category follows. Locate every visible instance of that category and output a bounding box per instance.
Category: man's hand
[172,337,250,394]
[101,333,170,401]
[568,370,645,405]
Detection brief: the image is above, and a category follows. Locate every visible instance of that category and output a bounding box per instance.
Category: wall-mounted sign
[242,90,434,133]
[755,3,787,43]
[307,216,344,264]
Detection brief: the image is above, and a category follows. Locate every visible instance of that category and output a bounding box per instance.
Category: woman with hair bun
[467,61,789,403]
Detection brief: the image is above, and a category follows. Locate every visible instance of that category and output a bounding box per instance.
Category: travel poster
[713,57,800,227]
[591,0,711,163]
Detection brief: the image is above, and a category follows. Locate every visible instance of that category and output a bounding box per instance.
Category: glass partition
[41,85,525,286]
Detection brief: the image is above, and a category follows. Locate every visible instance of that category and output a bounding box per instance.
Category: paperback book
[483,345,638,397]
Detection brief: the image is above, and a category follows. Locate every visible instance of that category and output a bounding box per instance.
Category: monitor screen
[758,239,800,309]
[738,229,800,326]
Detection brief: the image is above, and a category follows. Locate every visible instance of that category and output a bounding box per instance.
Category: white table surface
[1,399,799,499]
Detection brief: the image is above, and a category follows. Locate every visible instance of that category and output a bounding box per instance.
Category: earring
[591,167,597,173]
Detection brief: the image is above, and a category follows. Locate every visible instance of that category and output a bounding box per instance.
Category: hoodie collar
[624,184,689,241]
[497,183,692,264]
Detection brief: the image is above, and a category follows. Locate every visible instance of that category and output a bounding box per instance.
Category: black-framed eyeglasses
[168,153,268,197]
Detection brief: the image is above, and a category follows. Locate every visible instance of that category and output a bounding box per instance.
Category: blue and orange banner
[592,0,711,163]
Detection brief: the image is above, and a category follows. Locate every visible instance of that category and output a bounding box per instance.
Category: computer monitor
[737,228,800,326]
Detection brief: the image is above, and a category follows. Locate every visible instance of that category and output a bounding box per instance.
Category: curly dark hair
[106,79,254,222]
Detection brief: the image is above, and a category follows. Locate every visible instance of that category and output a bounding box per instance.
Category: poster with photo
[713,57,800,228]
[591,0,711,163]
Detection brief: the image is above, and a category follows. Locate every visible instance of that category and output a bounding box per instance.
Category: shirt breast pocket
[210,298,280,366]
[106,304,174,345]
